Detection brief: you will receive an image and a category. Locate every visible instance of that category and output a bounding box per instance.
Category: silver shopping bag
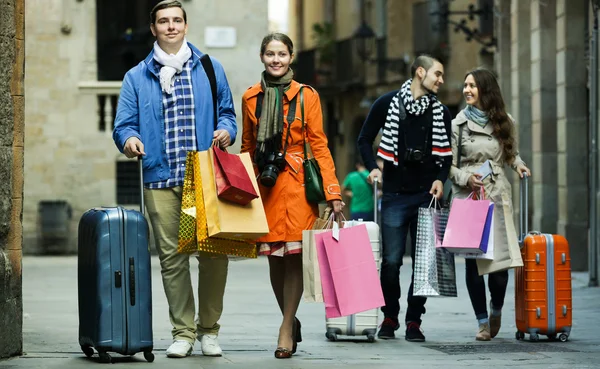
[414,200,457,297]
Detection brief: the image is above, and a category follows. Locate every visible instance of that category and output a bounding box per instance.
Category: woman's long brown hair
[466,68,516,163]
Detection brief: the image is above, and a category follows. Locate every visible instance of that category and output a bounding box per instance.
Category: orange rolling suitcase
[514,174,572,342]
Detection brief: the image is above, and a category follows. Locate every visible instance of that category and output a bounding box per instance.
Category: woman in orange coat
[241,33,343,359]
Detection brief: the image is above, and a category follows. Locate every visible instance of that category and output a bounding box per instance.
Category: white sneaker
[199,334,223,357]
[166,340,193,358]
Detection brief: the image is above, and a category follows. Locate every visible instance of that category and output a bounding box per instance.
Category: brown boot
[476,323,491,341]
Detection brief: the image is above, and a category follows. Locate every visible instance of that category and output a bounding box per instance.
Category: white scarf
[153,39,192,94]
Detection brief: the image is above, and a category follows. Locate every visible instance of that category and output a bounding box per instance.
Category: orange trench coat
[241,80,342,243]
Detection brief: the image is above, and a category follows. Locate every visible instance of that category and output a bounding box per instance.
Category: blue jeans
[380,191,431,324]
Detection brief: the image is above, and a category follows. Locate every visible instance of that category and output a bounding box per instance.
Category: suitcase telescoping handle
[373,177,379,224]
[519,173,529,245]
[138,157,145,216]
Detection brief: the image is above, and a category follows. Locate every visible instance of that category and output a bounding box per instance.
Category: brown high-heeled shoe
[276,320,299,359]
[274,347,293,359]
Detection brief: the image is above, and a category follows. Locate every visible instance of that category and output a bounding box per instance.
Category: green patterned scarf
[255,68,294,169]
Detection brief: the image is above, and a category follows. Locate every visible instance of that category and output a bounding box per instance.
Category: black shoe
[377,318,400,339]
[405,321,425,342]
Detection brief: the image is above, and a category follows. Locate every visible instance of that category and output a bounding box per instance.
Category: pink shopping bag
[315,224,384,319]
[441,195,493,254]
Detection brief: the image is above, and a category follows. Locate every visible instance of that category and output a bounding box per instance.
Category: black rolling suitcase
[77,159,154,363]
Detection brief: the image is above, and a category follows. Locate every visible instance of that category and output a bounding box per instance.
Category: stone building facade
[0,0,25,359]
[495,0,590,271]
[23,0,268,254]
[288,0,488,217]
[290,0,595,272]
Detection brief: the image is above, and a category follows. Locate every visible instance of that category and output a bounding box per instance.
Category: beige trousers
[144,186,229,343]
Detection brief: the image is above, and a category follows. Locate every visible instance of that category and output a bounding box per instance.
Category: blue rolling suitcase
[77,160,154,363]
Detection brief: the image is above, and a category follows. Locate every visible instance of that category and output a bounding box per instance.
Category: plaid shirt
[147,58,196,189]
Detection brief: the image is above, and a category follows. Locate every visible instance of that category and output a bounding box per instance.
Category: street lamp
[352,21,376,62]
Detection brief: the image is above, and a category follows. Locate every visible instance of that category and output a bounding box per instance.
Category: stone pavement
[1,255,599,369]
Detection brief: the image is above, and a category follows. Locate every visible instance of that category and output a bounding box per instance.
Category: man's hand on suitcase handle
[367,168,381,185]
[124,137,146,158]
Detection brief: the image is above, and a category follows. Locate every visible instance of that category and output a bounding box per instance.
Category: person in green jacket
[343,159,375,221]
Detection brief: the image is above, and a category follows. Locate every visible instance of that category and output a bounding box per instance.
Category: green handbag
[300,87,327,204]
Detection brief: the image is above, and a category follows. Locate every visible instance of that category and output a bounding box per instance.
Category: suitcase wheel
[367,334,376,343]
[325,332,338,341]
[558,333,569,342]
[98,352,112,364]
[81,345,94,358]
[515,331,525,340]
[529,333,539,342]
[144,351,155,363]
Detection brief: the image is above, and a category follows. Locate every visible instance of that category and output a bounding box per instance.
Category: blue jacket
[113,43,237,184]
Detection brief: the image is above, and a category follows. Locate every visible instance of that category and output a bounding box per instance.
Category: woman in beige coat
[449,68,531,341]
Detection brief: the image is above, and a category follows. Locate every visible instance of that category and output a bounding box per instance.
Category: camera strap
[254,90,298,156]
[281,92,299,158]
[255,93,264,118]
[255,92,297,122]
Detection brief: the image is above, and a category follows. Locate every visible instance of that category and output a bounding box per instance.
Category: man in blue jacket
[113,0,236,359]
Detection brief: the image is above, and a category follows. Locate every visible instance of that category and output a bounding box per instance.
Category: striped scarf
[377,78,451,166]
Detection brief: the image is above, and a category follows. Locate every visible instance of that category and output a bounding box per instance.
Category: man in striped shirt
[357,55,452,343]
[113,0,236,359]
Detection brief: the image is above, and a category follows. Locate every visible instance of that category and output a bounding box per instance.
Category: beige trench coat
[448,110,524,275]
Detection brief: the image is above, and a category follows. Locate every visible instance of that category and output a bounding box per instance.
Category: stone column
[556,0,588,271]
[0,0,25,359]
[495,0,511,103]
[510,0,532,229]
[530,0,558,233]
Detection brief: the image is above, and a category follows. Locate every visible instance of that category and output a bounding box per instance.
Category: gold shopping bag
[177,152,199,252]
[177,151,257,258]
[198,149,269,239]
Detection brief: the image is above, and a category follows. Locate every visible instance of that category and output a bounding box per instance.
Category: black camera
[404,147,425,163]
[259,152,286,187]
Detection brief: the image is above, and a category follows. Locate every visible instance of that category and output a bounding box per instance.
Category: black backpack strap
[255,92,264,119]
[200,54,218,130]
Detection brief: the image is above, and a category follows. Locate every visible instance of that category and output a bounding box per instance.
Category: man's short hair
[410,55,441,77]
[150,0,187,24]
